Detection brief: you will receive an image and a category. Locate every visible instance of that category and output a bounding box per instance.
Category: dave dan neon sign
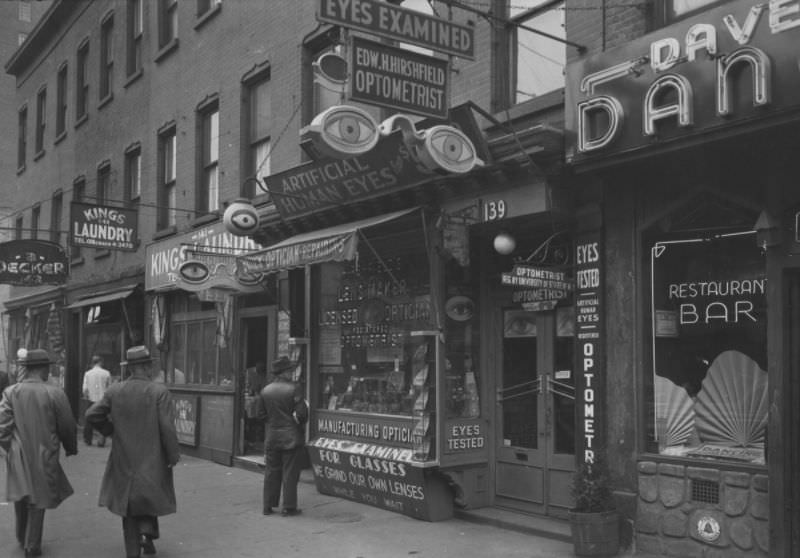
[566,0,800,163]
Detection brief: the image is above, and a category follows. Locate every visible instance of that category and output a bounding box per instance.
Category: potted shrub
[569,455,620,557]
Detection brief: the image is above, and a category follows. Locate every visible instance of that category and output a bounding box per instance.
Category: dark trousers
[263,446,302,512]
[122,515,159,558]
[83,419,106,446]
[14,498,45,551]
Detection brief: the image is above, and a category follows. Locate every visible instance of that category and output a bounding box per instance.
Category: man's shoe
[140,535,156,555]
[281,508,301,516]
[263,507,273,515]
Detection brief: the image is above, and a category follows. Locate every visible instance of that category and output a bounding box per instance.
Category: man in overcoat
[0,348,78,558]
[86,346,180,558]
[257,356,308,516]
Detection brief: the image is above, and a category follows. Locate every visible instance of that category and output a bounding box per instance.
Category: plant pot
[568,509,620,557]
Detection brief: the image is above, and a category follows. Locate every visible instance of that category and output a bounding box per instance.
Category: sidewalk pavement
[1,444,577,558]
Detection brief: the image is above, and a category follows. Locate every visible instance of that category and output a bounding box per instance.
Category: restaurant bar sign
[317,0,474,60]
[501,264,573,311]
[351,36,448,119]
[565,0,800,165]
[0,240,68,286]
[70,202,138,251]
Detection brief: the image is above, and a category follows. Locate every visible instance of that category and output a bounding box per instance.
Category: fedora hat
[20,348,53,367]
[270,356,296,375]
[121,345,153,366]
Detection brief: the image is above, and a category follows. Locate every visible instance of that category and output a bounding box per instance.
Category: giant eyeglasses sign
[0,240,69,286]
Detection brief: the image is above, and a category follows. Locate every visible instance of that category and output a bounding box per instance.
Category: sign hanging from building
[317,0,475,60]
[70,202,138,252]
[565,0,800,167]
[0,240,69,286]
[350,36,449,119]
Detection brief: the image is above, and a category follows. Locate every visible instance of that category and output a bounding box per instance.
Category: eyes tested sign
[0,240,68,286]
[70,202,138,251]
[317,0,474,60]
[350,36,449,119]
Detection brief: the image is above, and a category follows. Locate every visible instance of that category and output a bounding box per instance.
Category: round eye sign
[223,199,260,236]
[696,516,721,542]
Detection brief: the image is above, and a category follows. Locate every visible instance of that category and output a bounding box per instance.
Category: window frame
[125,143,142,202]
[30,204,40,240]
[158,125,178,230]
[76,38,90,123]
[126,0,143,78]
[197,97,220,215]
[17,105,27,171]
[158,0,178,49]
[35,86,46,155]
[242,66,271,198]
[56,63,68,139]
[50,191,63,244]
[15,216,24,240]
[97,161,111,205]
[71,176,86,259]
[659,0,729,25]
[99,11,115,103]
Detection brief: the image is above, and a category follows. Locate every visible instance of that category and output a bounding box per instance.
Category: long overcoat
[86,376,180,517]
[0,376,78,508]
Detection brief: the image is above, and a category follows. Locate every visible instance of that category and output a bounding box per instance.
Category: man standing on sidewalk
[86,346,180,558]
[82,355,111,447]
[257,356,308,516]
[0,348,78,558]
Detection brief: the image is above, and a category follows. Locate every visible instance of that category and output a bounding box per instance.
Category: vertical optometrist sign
[575,231,604,464]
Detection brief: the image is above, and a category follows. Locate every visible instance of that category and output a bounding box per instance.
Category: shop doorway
[240,314,271,456]
[493,297,576,518]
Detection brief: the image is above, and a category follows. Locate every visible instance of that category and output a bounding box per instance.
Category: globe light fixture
[493,232,516,255]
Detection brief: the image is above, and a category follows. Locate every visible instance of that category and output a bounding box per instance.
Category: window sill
[71,256,85,267]
[155,38,179,63]
[98,93,114,110]
[75,113,88,130]
[17,164,26,176]
[153,226,178,240]
[124,68,143,88]
[194,4,222,30]
[54,130,67,145]
[94,249,111,260]
[191,212,219,228]
[33,149,45,161]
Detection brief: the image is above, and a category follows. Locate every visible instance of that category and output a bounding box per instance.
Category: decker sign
[565,0,800,166]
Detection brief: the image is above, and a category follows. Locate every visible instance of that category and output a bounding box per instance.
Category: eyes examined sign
[70,202,138,251]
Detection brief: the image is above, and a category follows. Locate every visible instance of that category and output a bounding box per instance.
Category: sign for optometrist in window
[350,36,449,119]
[317,0,474,60]
[565,0,800,166]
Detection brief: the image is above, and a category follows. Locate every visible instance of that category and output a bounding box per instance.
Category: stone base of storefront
[636,460,768,557]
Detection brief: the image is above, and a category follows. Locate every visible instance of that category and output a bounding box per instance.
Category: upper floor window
[510,0,565,105]
[197,0,221,18]
[158,126,178,229]
[76,40,90,121]
[667,0,726,21]
[35,87,46,154]
[243,72,271,198]
[15,216,24,240]
[97,163,111,204]
[71,177,86,258]
[18,1,31,22]
[17,105,27,169]
[100,13,115,101]
[198,101,219,214]
[159,0,178,48]
[51,191,63,244]
[127,0,143,77]
[56,64,68,137]
[125,144,142,201]
[30,204,40,240]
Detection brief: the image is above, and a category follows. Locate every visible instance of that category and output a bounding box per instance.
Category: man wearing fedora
[86,346,181,558]
[257,356,308,516]
[0,348,78,558]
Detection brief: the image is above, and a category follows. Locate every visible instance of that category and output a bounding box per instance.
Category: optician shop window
[645,225,767,465]
[315,222,433,417]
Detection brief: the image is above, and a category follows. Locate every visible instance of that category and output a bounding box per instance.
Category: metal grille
[691,479,720,504]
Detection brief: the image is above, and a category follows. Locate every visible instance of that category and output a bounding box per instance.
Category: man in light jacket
[0,348,78,558]
[257,356,308,516]
[82,354,111,446]
[86,346,180,558]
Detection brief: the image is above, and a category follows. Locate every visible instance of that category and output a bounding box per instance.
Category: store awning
[239,208,418,275]
[66,287,136,309]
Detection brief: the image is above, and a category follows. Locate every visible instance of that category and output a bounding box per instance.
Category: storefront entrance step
[454,507,571,543]
[231,455,316,485]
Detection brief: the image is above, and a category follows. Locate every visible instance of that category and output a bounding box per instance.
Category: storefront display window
[647,230,767,465]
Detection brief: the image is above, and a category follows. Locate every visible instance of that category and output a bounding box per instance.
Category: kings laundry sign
[70,202,138,252]
[565,0,800,166]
